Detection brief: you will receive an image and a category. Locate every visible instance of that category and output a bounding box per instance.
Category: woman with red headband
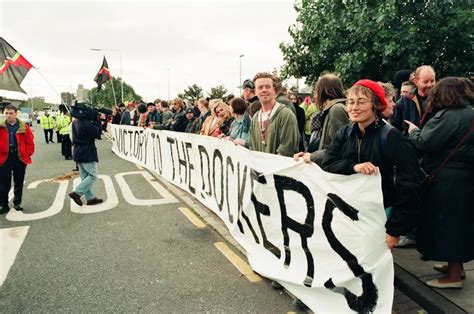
[322,79,423,250]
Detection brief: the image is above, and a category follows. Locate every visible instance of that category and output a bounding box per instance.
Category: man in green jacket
[249,72,300,157]
[40,109,55,143]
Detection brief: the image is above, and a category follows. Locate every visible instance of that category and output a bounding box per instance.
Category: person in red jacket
[0,105,35,213]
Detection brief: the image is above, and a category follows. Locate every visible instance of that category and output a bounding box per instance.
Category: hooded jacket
[249,103,300,157]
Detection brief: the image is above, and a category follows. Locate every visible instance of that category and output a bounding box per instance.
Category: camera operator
[68,109,104,206]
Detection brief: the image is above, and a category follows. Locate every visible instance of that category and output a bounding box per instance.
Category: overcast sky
[0,0,298,103]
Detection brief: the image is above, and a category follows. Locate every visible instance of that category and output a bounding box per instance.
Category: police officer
[40,108,55,143]
[0,105,35,213]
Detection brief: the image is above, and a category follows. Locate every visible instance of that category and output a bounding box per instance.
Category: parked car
[19,112,33,126]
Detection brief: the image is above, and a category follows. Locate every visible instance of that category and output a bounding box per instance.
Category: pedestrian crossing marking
[214,242,262,283]
[179,207,206,229]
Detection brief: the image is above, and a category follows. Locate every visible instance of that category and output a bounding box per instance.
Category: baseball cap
[242,79,255,89]
[185,108,195,114]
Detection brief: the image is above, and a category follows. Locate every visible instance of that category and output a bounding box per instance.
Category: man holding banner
[248,72,299,157]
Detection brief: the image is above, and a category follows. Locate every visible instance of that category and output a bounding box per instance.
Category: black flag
[94,56,111,91]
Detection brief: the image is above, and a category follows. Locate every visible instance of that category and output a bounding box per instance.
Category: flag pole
[34,68,68,107]
[110,78,118,107]
[29,75,34,113]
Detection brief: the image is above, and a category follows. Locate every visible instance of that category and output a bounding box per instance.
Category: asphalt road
[0,123,298,312]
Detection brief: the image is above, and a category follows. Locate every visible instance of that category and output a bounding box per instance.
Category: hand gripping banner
[110,125,394,313]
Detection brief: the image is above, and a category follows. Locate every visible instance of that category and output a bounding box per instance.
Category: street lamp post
[239,54,244,96]
[167,67,170,101]
[90,48,123,103]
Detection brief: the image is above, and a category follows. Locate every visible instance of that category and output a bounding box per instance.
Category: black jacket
[391,89,427,132]
[72,119,102,163]
[294,103,306,152]
[170,111,188,132]
[185,117,197,133]
[219,117,235,136]
[408,105,474,261]
[322,120,423,237]
[145,109,160,126]
[111,113,121,125]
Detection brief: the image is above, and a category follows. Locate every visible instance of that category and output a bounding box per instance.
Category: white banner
[111,125,394,313]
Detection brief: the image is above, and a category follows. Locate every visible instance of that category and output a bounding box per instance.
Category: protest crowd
[105,66,473,290]
[1,64,472,295]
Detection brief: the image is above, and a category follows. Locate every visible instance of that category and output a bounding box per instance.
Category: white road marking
[6,179,69,222]
[115,171,178,206]
[70,175,119,214]
[0,226,30,287]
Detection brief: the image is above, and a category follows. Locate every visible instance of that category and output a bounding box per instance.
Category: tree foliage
[178,83,204,104]
[280,0,473,86]
[21,98,56,111]
[207,85,228,100]
[89,77,142,107]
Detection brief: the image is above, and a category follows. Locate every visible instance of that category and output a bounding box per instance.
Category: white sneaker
[395,236,416,248]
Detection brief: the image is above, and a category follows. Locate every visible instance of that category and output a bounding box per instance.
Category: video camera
[70,101,112,121]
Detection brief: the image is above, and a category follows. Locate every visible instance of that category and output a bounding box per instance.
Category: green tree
[207,85,228,100]
[177,83,204,104]
[280,0,473,86]
[20,98,56,111]
[89,77,142,107]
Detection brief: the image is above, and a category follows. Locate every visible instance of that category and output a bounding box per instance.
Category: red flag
[0,37,33,93]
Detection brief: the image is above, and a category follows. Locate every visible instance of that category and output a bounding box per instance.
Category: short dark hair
[229,97,248,115]
[4,104,17,112]
[160,100,169,108]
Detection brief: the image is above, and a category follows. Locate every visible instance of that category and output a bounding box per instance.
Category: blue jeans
[75,162,98,201]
